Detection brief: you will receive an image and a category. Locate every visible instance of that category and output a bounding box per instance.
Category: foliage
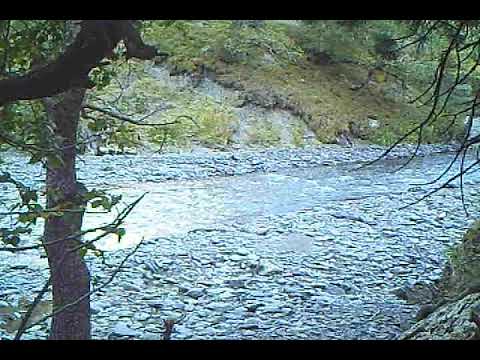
[146,97,237,148]
[86,20,480,150]
[247,121,282,146]
[0,20,66,75]
[292,122,307,147]
[444,219,480,293]
[144,20,303,73]
[0,20,144,265]
[294,20,371,63]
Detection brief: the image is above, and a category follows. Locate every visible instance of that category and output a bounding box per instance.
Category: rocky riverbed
[1,143,479,339]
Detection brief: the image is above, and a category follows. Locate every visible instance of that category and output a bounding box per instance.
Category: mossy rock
[428,220,480,301]
[399,222,480,340]
[445,220,480,294]
[400,293,480,340]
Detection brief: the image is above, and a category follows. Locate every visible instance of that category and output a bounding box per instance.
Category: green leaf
[91,199,103,208]
[116,228,126,242]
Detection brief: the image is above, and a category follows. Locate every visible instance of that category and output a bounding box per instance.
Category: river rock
[258,261,282,276]
[133,312,151,322]
[224,279,246,289]
[246,303,264,312]
[239,318,260,330]
[400,293,480,339]
[122,283,143,292]
[205,302,232,312]
[229,255,245,262]
[185,288,206,299]
[111,323,140,338]
[91,302,104,315]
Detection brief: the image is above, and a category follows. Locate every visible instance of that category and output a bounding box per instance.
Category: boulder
[400,293,480,340]
[399,220,480,339]
[110,322,140,338]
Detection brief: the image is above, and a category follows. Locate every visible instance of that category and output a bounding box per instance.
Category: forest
[1,20,480,341]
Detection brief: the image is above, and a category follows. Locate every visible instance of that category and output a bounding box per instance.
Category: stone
[205,302,232,312]
[239,318,260,330]
[10,265,29,270]
[91,302,104,315]
[224,279,246,289]
[0,289,19,297]
[164,311,184,321]
[235,248,250,256]
[142,332,159,340]
[185,288,206,299]
[325,285,346,296]
[246,303,263,312]
[175,325,194,339]
[111,323,140,338]
[256,229,269,236]
[400,293,480,340]
[122,283,143,292]
[260,305,283,314]
[134,312,151,322]
[168,301,187,311]
[144,259,163,273]
[258,261,282,276]
[436,212,447,220]
[229,255,245,262]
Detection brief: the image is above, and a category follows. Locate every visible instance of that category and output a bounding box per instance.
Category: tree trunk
[0,20,158,340]
[42,87,91,340]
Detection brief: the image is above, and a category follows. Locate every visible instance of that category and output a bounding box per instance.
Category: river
[1,145,479,339]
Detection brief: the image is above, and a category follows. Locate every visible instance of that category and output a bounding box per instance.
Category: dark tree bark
[0,20,158,340]
[40,20,91,340]
[0,20,158,107]
[42,88,91,340]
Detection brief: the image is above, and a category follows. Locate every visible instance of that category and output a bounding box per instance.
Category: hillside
[83,20,464,155]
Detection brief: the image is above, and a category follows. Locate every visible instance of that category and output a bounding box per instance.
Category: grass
[443,220,480,294]
[97,20,466,149]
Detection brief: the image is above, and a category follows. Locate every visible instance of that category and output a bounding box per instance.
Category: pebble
[111,323,140,337]
[185,288,206,299]
[0,144,472,340]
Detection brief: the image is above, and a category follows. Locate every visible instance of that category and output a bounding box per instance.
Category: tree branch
[0,20,159,107]
[84,104,179,127]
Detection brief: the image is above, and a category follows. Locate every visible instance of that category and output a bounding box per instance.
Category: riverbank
[82,143,457,184]
[0,143,477,340]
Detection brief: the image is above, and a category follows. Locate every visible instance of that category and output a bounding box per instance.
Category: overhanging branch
[0,20,159,107]
[83,104,178,127]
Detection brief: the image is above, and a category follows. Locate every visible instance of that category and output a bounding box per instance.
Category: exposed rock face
[400,293,480,340]
[399,220,480,339]
[147,65,318,147]
[444,220,480,295]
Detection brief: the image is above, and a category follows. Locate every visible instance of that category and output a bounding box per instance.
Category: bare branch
[16,235,146,339]
[399,158,480,210]
[84,104,178,127]
[12,193,147,339]
[13,278,52,340]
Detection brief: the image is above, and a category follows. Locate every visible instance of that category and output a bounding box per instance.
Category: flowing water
[1,147,480,339]
[79,152,480,250]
